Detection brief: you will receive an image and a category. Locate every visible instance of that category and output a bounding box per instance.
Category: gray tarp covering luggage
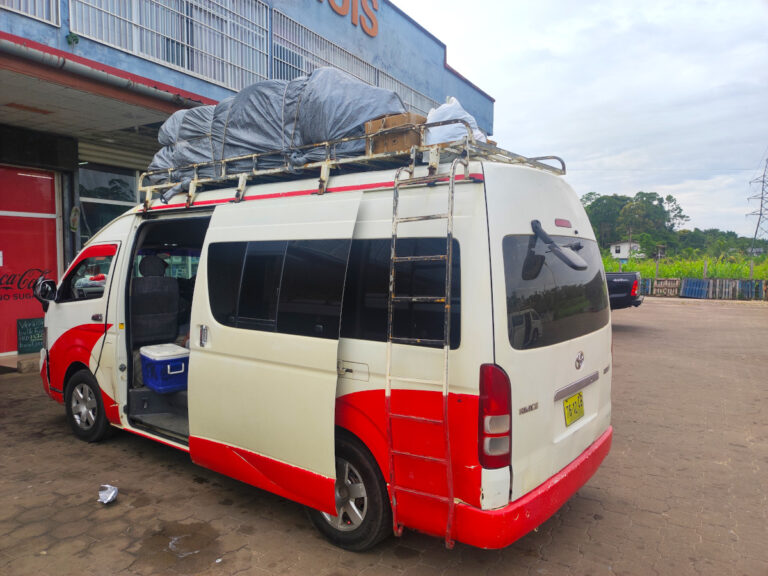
[211,96,235,172]
[291,67,405,164]
[219,79,296,173]
[148,106,218,185]
[146,146,175,185]
[172,105,216,180]
[158,109,187,146]
[147,67,406,196]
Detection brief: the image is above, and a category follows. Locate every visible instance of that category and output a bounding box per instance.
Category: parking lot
[1,297,766,576]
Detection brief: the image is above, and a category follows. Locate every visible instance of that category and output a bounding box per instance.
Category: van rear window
[502,235,609,350]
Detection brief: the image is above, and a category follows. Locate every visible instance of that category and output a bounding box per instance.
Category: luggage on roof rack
[141,68,567,209]
[146,67,406,188]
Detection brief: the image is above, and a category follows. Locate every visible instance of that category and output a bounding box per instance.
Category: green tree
[663,194,689,231]
[581,193,632,248]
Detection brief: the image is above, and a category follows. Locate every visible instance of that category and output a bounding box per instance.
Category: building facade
[609,241,644,262]
[0,0,494,356]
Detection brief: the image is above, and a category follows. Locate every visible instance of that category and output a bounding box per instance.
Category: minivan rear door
[188,190,362,515]
[484,164,612,502]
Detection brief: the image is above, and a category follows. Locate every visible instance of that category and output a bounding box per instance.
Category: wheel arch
[63,362,91,394]
[335,398,389,484]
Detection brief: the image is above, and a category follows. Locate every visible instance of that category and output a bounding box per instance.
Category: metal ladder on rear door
[385,157,468,549]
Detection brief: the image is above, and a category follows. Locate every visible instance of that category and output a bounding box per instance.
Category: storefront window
[79,165,138,245]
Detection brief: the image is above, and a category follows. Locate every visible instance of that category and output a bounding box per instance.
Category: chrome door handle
[91,313,103,322]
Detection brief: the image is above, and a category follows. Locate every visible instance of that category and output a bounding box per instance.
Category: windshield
[502,235,609,350]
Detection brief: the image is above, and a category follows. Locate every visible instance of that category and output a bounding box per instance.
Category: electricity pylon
[749,158,768,254]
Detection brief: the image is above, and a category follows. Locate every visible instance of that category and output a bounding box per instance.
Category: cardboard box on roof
[365,112,426,154]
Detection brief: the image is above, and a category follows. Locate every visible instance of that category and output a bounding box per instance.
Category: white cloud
[391,0,768,236]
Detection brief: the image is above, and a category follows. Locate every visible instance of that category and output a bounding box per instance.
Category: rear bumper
[453,425,613,549]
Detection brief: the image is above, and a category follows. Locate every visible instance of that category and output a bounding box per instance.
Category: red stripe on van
[148,173,485,211]
[338,390,612,547]
[41,358,63,403]
[46,323,110,396]
[453,426,613,549]
[336,389,482,512]
[101,388,121,425]
[61,243,118,282]
[189,436,336,515]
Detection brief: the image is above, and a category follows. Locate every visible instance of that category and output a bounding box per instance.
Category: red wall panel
[0,166,58,353]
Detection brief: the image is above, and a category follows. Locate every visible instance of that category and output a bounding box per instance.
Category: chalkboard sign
[17,318,44,355]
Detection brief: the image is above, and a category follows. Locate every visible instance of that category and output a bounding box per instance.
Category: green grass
[602,256,768,280]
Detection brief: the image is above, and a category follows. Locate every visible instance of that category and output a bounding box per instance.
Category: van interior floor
[128,388,189,442]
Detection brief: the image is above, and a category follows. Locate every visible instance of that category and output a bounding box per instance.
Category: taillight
[631,278,639,297]
[478,364,511,469]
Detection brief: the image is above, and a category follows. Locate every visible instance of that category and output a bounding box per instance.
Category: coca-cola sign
[0,268,50,299]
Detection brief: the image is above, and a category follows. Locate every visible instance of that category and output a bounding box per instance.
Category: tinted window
[207,237,461,346]
[206,239,350,340]
[277,240,350,338]
[207,242,246,327]
[237,241,286,330]
[341,238,461,349]
[502,235,608,350]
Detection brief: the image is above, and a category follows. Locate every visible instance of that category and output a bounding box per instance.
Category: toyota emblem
[575,351,584,369]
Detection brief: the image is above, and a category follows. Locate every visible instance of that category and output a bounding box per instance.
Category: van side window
[58,255,114,302]
[238,241,286,330]
[341,238,461,349]
[206,239,351,340]
[278,240,350,338]
[208,242,247,326]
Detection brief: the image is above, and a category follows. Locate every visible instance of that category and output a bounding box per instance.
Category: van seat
[132,255,179,346]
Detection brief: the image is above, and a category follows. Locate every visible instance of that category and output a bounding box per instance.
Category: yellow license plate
[563,392,584,427]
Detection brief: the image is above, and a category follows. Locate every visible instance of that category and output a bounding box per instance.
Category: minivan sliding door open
[187,192,363,514]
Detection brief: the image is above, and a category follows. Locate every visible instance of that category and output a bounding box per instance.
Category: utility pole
[749,158,768,278]
[655,244,665,279]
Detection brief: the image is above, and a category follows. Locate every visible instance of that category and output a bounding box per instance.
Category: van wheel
[65,370,110,443]
[308,434,392,551]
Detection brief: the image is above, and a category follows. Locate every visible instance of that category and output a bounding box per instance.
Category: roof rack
[138,119,566,210]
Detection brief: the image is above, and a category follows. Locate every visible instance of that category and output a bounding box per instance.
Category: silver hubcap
[322,457,367,532]
[71,383,97,431]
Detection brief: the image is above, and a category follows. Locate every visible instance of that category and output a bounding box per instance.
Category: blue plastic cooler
[140,343,189,394]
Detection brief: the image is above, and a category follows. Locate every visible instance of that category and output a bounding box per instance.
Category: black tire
[308,433,392,551]
[64,369,111,443]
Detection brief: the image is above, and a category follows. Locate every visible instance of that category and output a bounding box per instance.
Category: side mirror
[33,276,57,312]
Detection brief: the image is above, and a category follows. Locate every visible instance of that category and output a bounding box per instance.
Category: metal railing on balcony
[0,0,59,25]
[272,10,438,117]
[70,0,269,90]
[18,1,439,116]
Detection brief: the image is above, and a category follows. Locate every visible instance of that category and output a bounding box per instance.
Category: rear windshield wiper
[530,220,588,271]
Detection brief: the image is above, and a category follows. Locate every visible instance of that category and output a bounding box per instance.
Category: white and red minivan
[35,141,612,551]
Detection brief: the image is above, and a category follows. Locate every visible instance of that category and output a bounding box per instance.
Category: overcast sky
[392,0,768,237]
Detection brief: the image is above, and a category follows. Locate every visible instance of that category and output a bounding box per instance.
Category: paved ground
[1,297,766,576]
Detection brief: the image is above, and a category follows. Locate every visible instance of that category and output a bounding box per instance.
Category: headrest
[139,255,167,277]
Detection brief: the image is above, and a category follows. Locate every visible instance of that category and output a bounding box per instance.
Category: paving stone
[1,298,767,574]
[9,519,54,540]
